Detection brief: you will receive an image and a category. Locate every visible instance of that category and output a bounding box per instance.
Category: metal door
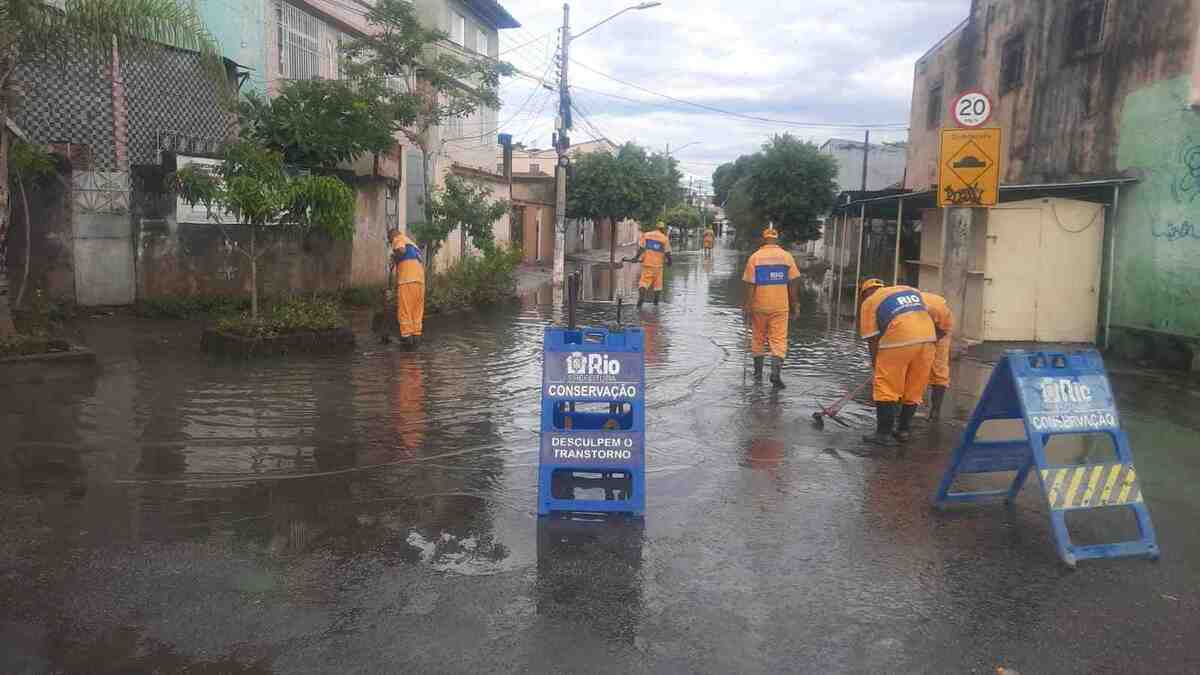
[1034,200,1103,342]
[982,207,1039,341]
[73,171,134,306]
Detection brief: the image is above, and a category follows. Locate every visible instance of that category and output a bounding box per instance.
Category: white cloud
[497,0,969,180]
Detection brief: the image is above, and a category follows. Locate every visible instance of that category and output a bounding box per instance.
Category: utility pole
[552,3,571,291]
[861,129,870,192]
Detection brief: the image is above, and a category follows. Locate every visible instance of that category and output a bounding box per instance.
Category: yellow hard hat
[657,221,667,231]
[762,226,779,240]
[859,278,886,297]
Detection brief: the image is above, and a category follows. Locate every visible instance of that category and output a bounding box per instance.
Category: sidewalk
[566,242,637,264]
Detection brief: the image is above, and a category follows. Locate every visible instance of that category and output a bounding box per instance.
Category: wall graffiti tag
[1170,143,1200,204]
[944,184,986,205]
[1152,220,1200,242]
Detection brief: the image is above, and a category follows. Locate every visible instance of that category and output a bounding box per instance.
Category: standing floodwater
[2,245,1199,673]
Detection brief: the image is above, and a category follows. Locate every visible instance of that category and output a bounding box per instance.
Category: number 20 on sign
[938,127,1002,208]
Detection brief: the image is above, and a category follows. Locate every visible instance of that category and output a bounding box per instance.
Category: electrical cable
[569,58,909,131]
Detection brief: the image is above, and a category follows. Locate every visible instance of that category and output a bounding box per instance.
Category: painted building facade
[820,138,907,192]
[906,0,1200,361]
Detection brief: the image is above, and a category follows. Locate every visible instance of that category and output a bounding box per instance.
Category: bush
[426,246,523,315]
[214,296,345,338]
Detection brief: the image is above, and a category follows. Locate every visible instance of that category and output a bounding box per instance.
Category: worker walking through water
[921,290,954,423]
[742,226,801,389]
[390,229,425,349]
[858,278,936,444]
[702,226,715,258]
[629,221,672,308]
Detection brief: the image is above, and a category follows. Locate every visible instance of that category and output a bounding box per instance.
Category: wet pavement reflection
[2,240,1199,673]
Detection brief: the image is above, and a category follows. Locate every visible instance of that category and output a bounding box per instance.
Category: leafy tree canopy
[239,80,397,169]
[747,134,838,242]
[663,204,702,231]
[567,142,681,225]
[411,174,509,261]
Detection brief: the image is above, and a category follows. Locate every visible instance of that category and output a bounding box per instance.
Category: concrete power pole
[552,3,571,291]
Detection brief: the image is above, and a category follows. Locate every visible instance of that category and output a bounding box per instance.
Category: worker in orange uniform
[742,226,801,388]
[702,226,715,259]
[921,290,954,423]
[858,278,936,444]
[390,229,425,349]
[629,221,672,308]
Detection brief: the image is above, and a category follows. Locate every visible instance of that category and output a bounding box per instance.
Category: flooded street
[3,244,1200,673]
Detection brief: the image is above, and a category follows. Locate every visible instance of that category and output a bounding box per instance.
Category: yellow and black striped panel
[1040,464,1143,511]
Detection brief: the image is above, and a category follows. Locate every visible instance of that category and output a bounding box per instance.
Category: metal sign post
[934,350,1159,567]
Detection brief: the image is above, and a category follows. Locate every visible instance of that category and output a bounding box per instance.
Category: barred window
[278,2,343,81]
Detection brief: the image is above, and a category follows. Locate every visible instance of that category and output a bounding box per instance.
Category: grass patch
[0,332,71,358]
[426,247,523,315]
[136,295,250,319]
[214,296,345,338]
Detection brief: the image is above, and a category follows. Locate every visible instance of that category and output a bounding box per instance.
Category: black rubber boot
[752,356,764,381]
[895,404,918,441]
[770,357,786,389]
[864,403,899,445]
[929,385,947,424]
[653,291,661,306]
[637,288,646,308]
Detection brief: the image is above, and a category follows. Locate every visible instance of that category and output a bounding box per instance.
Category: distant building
[819,138,907,192]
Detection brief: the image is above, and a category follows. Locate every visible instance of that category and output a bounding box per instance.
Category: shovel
[812,375,873,428]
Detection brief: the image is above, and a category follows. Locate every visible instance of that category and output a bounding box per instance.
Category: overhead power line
[569,58,909,131]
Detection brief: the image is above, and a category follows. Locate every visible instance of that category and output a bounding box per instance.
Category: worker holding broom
[921,291,955,423]
[629,221,672,308]
[390,229,425,349]
[742,226,801,389]
[858,278,936,444]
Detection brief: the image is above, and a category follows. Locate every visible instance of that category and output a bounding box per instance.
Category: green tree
[711,153,759,207]
[663,204,702,232]
[724,176,762,245]
[567,144,658,268]
[746,134,838,242]
[341,0,513,249]
[238,79,397,170]
[170,142,355,320]
[6,141,56,309]
[0,0,228,336]
[412,174,509,266]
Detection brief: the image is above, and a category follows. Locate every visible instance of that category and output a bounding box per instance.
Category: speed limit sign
[952,91,993,128]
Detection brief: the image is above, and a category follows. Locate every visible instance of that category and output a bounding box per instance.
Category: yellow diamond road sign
[938,127,1002,207]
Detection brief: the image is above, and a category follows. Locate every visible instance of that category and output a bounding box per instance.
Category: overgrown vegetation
[425,247,523,315]
[169,141,356,320]
[0,332,70,358]
[411,174,510,266]
[136,295,251,319]
[214,296,344,338]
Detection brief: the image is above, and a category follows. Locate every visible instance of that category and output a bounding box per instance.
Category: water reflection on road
[2,239,1199,673]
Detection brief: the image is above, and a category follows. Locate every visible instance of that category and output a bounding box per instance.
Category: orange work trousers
[750,311,789,359]
[397,281,425,337]
[639,265,664,291]
[874,342,935,405]
[930,335,951,387]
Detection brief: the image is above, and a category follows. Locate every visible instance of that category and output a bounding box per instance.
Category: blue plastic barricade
[934,350,1159,567]
[539,326,646,515]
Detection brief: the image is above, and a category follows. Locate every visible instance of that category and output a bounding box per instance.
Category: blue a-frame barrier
[934,350,1159,567]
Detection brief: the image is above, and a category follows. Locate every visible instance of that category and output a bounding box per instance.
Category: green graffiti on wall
[1115,76,1200,337]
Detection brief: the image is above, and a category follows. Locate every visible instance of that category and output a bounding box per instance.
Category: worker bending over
[742,226,801,388]
[630,221,672,308]
[390,229,425,349]
[702,227,715,258]
[921,291,954,423]
[858,278,936,444]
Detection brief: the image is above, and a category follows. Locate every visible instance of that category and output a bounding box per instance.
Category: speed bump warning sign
[938,127,1002,207]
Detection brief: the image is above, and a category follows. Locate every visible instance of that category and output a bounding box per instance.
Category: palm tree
[0,0,227,336]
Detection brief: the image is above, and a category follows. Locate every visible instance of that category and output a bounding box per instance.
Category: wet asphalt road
[2,243,1199,674]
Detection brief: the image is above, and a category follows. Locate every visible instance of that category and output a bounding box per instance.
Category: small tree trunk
[15,176,31,307]
[0,99,16,337]
[249,225,259,320]
[609,218,617,302]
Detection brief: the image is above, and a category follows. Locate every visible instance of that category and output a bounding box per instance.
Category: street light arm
[571,2,661,40]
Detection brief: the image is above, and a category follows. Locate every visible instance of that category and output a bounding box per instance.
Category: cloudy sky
[494,0,968,189]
